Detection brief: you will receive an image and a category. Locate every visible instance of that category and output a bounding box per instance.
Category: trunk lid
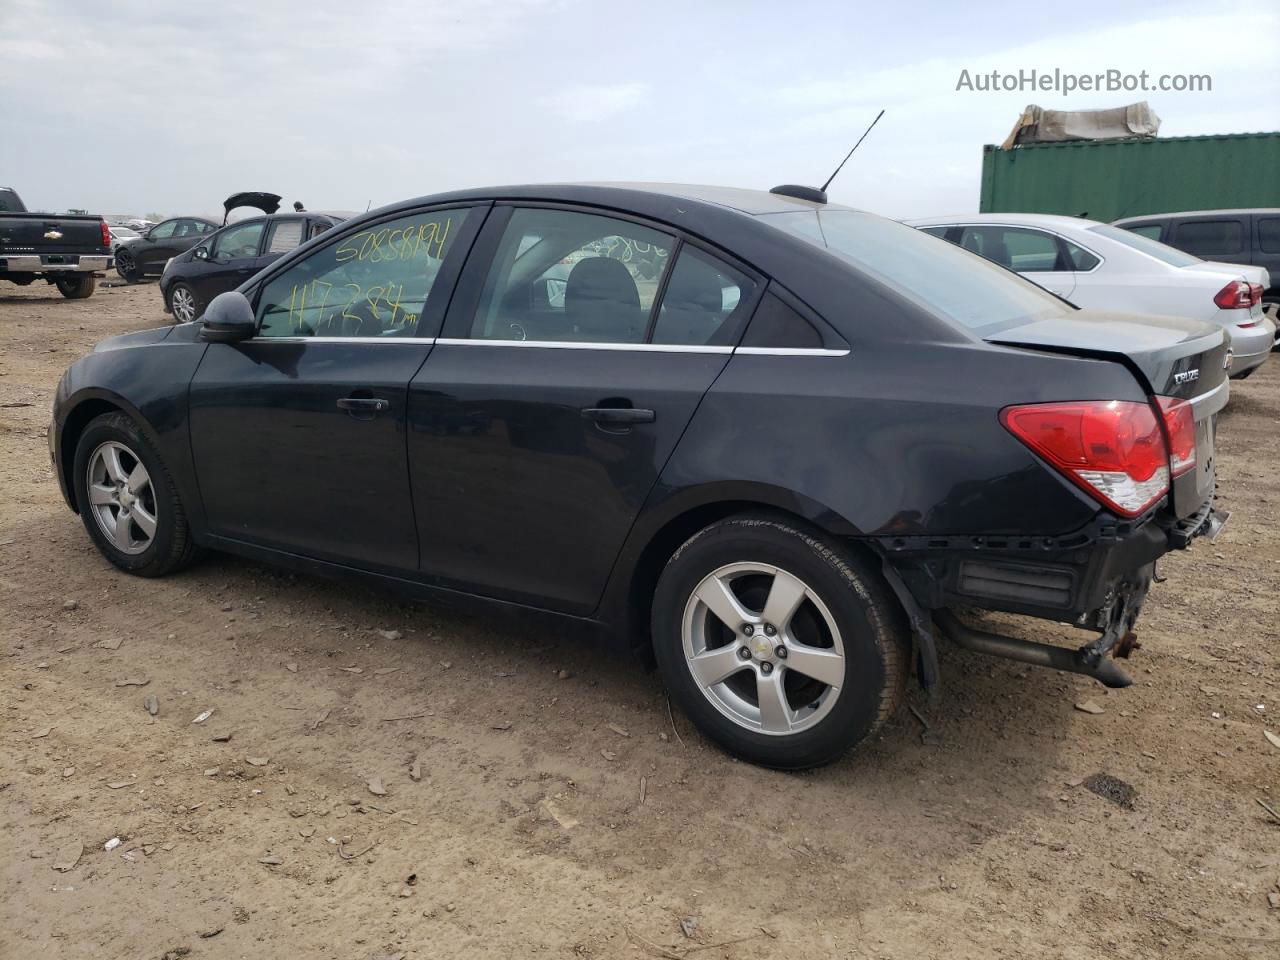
[1183,260,1270,288]
[0,213,107,256]
[988,309,1228,518]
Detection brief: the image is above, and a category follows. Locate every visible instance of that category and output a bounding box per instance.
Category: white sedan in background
[905,213,1274,380]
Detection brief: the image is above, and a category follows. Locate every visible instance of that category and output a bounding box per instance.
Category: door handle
[337,397,389,419]
[580,406,655,424]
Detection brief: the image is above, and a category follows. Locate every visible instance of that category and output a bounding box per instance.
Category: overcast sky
[2,0,1276,220]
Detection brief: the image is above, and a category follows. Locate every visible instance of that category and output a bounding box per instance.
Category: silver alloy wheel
[681,561,846,736]
[86,441,158,555]
[171,285,196,323]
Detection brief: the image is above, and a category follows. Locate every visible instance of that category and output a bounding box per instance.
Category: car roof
[375,182,861,220]
[1113,208,1280,224]
[903,212,1102,230]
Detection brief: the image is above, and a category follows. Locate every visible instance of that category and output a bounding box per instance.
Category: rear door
[188,206,479,571]
[407,204,761,613]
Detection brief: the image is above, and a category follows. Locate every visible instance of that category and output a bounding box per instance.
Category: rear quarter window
[1174,219,1244,257]
[1258,218,1280,254]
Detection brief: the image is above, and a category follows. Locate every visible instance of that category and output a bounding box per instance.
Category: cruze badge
[1173,369,1199,385]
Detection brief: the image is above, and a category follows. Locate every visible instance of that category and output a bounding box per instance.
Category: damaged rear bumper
[878,500,1226,687]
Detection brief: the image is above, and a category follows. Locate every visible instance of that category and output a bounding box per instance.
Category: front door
[188,206,478,572]
[408,205,760,613]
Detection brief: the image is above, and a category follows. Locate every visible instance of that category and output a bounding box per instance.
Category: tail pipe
[933,610,1132,689]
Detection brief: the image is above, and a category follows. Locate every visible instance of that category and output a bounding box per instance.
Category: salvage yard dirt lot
[1,279,1278,960]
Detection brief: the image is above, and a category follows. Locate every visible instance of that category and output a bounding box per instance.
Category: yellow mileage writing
[335,217,453,264]
[284,279,419,334]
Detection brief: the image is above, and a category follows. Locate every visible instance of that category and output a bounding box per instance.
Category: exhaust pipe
[933,610,1132,689]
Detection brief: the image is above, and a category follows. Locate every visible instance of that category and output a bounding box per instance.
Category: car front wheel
[652,514,907,769]
[72,412,199,577]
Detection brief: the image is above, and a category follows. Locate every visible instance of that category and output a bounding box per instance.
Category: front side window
[265,218,305,254]
[1174,219,1244,256]
[1121,223,1164,241]
[211,221,265,260]
[763,209,1067,334]
[470,208,673,343]
[256,209,462,338]
[148,220,178,240]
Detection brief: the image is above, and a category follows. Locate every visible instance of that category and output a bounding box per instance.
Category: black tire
[168,282,202,323]
[652,513,907,769]
[55,276,96,299]
[72,412,199,577]
[115,249,139,283]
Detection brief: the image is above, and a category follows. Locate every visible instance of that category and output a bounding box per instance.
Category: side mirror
[199,291,257,342]
[193,246,209,261]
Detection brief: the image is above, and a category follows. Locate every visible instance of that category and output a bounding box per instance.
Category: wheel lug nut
[764,624,776,637]
[775,646,787,659]
[742,624,754,637]
[760,662,773,675]
[738,646,751,660]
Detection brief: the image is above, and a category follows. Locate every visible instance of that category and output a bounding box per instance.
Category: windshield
[1089,223,1201,267]
[762,210,1067,334]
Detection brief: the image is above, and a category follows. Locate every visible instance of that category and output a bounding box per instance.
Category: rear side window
[650,247,754,346]
[469,208,673,344]
[763,210,1066,334]
[1258,218,1280,254]
[1064,239,1100,271]
[741,291,823,348]
[212,221,265,260]
[256,209,462,338]
[1174,219,1243,256]
[265,219,305,254]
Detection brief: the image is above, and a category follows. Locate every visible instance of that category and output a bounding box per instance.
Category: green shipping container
[979,131,1280,222]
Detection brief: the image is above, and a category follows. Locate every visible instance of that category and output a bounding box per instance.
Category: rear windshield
[1089,223,1201,267]
[761,210,1067,334]
[0,189,24,213]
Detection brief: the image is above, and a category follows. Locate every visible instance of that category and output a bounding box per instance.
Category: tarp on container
[1000,101,1160,148]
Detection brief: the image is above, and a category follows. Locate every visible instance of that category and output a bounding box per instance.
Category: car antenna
[770,108,885,205]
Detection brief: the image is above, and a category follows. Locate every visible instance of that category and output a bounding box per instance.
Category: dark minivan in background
[1112,209,1280,326]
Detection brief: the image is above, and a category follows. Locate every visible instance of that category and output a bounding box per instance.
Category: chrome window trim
[434,338,733,354]
[246,336,432,344]
[238,337,849,356]
[925,221,1107,275]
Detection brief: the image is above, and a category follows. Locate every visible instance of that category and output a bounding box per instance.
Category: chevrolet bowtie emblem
[44,229,63,240]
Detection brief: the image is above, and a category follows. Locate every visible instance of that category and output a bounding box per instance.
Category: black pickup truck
[0,187,112,299]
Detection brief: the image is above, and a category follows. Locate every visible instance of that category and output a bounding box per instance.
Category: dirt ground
[1,277,1277,960]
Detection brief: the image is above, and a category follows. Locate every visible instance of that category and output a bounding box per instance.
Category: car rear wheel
[72,412,199,577]
[169,282,201,323]
[652,514,907,769]
[54,276,96,299]
[115,249,139,283]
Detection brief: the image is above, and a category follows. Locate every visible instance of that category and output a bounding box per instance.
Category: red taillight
[1214,280,1258,310]
[1000,401,1170,517]
[100,220,111,248]
[1155,396,1196,477]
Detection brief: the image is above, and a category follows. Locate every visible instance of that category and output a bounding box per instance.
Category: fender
[53,334,210,533]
